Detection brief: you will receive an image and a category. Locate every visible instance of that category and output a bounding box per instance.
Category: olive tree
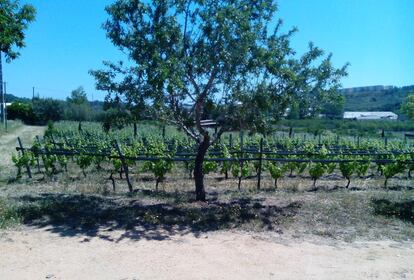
[91,0,347,201]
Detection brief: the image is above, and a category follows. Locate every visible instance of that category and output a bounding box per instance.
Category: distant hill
[342,85,414,112]
[2,93,104,109]
[2,93,31,103]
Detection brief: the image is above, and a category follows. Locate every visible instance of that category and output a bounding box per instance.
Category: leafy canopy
[0,0,36,61]
[67,87,88,105]
[91,0,347,142]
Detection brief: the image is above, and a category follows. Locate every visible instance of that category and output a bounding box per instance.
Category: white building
[343,111,398,120]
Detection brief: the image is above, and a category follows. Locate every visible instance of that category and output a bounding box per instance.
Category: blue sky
[3,0,414,100]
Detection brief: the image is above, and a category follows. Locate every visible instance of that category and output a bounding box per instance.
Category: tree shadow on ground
[14,192,302,242]
[372,198,414,224]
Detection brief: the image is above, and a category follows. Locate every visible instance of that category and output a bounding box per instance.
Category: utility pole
[3,82,7,131]
[0,52,3,125]
[32,86,35,99]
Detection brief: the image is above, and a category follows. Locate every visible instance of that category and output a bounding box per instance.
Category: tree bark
[133,123,137,138]
[194,134,210,201]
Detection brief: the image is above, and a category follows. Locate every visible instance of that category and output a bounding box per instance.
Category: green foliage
[143,140,174,190]
[320,93,345,119]
[32,98,65,124]
[401,94,414,120]
[380,158,407,188]
[64,87,94,122]
[267,163,284,188]
[0,0,36,60]
[231,162,252,179]
[339,161,356,188]
[344,86,414,112]
[67,87,88,105]
[12,151,34,178]
[91,0,347,200]
[309,163,326,188]
[203,161,218,174]
[356,161,370,177]
[219,145,232,178]
[7,102,34,123]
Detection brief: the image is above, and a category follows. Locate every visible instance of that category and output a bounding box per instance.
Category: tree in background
[286,101,299,120]
[7,101,34,123]
[65,87,92,122]
[0,0,36,121]
[320,93,345,119]
[91,0,347,201]
[401,94,414,120]
[32,98,65,124]
[66,86,88,105]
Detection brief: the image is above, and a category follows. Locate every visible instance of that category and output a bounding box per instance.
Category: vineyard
[12,121,414,195]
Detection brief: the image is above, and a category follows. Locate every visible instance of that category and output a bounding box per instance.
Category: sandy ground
[0,227,413,280]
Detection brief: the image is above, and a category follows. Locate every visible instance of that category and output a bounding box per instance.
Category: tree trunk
[194,134,210,201]
[109,172,116,192]
[133,123,137,138]
[155,177,160,192]
[346,178,350,188]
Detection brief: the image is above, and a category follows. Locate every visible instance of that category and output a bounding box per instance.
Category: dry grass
[1,126,413,242]
[1,160,413,242]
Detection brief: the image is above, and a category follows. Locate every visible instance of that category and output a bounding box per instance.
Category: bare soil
[1,228,413,280]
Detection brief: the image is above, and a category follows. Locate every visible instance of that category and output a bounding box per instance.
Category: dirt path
[0,228,413,280]
[0,125,45,178]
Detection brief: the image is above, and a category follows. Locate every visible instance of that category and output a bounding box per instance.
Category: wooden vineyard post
[114,140,133,192]
[17,137,32,178]
[384,137,388,148]
[35,135,41,173]
[238,131,244,190]
[229,134,233,149]
[257,137,263,190]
